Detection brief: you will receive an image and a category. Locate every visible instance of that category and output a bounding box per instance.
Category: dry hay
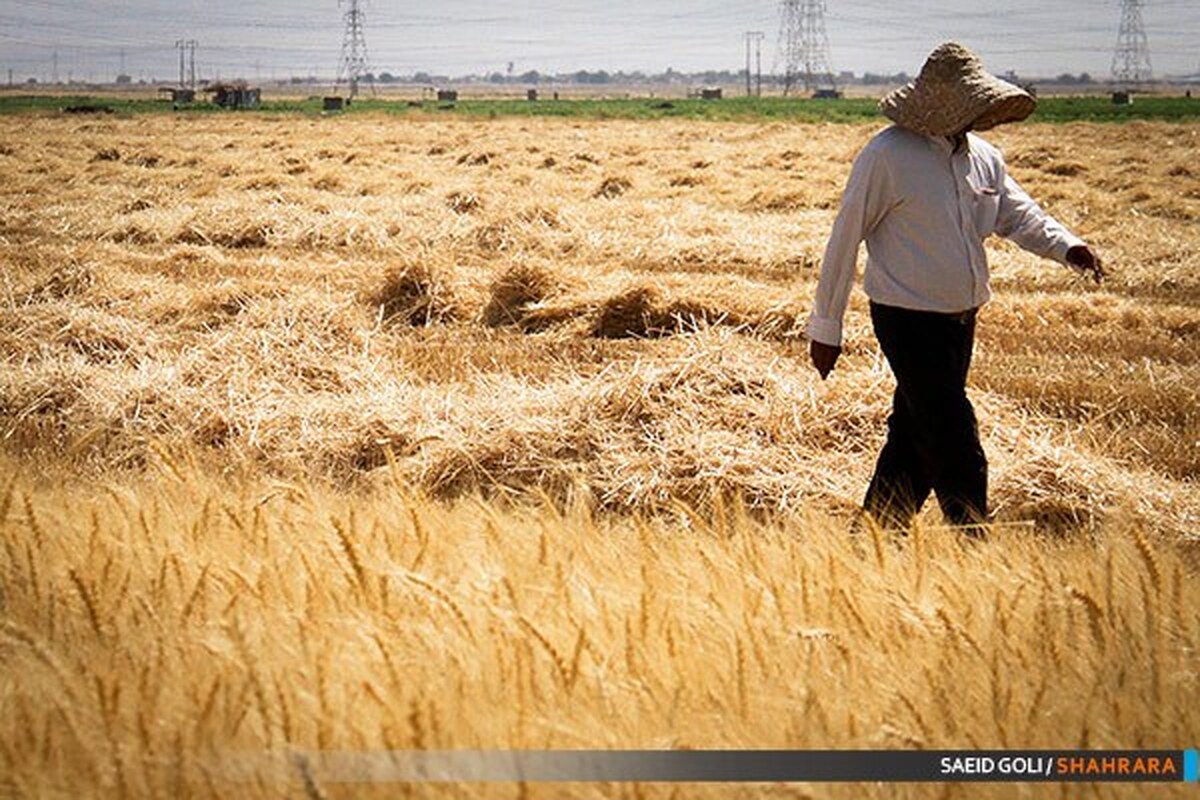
[743,187,833,213]
[414,335,813,508]
[446,190,483,214]
[456,151,496,166]
[591,284,670,338]
[0,114,1196,537]
[173,219,272,249]
[594,175,632,199]
[481,263,562,327]
[158,279,280,331]
[366,262,461,326]
[669,173,706,188]
[21,261,96,302]
[590,284,736,339]
[89,147,120,162]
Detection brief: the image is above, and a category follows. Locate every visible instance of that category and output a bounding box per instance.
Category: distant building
[206,83,261,109]
[159,87,196,106]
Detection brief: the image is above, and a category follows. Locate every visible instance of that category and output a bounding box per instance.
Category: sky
[1,0,1197,83]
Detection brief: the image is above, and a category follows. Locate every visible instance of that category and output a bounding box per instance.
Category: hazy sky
[2,0,1197,83]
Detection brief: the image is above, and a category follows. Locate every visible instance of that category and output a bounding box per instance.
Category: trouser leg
[863,386,933,530]
[866,302,988,529]
[925,310,987,526]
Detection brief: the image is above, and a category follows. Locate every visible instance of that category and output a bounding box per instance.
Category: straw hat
[880,42,1036,137]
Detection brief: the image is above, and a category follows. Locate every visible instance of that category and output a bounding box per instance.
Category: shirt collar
[927,133,968,156]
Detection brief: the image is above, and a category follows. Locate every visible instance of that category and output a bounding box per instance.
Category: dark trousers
[863,302,988,530]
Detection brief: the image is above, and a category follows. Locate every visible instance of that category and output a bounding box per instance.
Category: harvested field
[1,115,1196,530]
[0,113,1197,797]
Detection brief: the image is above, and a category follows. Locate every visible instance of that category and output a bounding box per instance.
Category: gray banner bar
[223,749,1189,783]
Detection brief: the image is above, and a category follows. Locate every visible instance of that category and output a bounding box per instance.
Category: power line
[3,2,1199,79]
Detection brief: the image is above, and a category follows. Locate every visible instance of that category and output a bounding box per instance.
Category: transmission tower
[336,0,372,98]
[1111,0,1152,85]
[776,0,838,96]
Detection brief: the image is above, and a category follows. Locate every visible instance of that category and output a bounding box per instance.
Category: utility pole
[52,50,58,83]
[1111,0,1152,86]
[744,32,753,96]
[175,40,198,88]
[119,49,126,78]
[776,0,838,96]
[744,32,765,97]
[336,0,372,99]
[745,31,765,96]
[755,39,761,96]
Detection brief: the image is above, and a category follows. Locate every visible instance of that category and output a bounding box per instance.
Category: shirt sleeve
[994,168,1084,264]
[805,144,893,347]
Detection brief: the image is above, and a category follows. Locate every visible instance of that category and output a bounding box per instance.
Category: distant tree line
[362,68,748,86]
[275,69,1099,87]
[345,68,909,86]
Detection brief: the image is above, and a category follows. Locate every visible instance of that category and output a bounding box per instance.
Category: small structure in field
[700,87,723,100]
[813,88,843,99]
[323,96,346,111]
[62,104,114,115]
[527,89,538,101]
[1111,90,1133,105]
[207,82,261,110]
[160,87,196,106]
[436,89,458,103]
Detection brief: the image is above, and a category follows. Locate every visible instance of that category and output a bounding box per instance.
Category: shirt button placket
[954,154,979,307]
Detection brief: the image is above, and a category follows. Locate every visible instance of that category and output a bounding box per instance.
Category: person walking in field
[806,42,1104,533]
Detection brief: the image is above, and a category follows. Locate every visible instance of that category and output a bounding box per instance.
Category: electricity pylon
[1111,0,1153,85]
[336,0,372,98]
[776,0,838,96]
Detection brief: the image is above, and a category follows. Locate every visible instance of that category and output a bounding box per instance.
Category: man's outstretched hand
[810,340,841,380]
[1066,244,1104,284]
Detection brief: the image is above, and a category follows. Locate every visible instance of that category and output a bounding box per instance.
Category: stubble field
[1,112,1198,798]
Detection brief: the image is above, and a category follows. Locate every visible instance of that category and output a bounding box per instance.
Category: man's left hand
[810,340,841,380]
[1066,244,1104,284]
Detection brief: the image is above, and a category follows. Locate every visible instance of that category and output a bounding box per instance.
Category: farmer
[805,42,1104,532]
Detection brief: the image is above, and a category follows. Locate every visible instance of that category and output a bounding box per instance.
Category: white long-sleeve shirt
[805,125,1084,346]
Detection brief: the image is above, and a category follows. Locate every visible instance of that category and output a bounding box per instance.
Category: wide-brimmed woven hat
[880,42,1036,136]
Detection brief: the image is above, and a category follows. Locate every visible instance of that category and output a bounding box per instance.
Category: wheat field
[1,112,1198,797]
